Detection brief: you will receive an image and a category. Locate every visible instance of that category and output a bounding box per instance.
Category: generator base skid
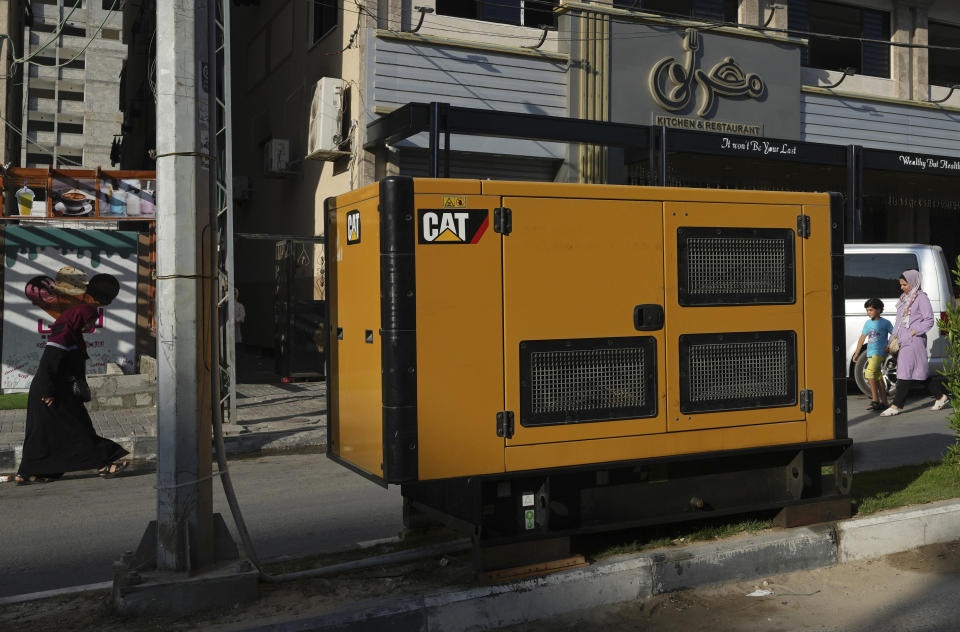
[402,440,852,571]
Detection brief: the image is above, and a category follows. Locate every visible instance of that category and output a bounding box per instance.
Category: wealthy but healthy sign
[2,226,139,390]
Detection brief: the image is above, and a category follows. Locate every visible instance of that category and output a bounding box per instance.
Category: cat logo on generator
[346,210,361,244]
[418,209,489,244]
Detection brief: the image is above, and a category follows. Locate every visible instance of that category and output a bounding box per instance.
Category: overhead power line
[0,111,83,167]
[2,0,122,73]
[295,0,960,53]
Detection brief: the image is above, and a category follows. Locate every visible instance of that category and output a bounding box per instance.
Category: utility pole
[113,1,255,614]
[152,0,216,571]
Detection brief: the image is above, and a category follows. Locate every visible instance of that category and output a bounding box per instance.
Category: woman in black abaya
[15,304,128,484]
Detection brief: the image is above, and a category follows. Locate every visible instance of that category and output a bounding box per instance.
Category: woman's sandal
[14,474,51,485]
[868,401,882,411]
[930,397,950,412]
[98,460,129,478]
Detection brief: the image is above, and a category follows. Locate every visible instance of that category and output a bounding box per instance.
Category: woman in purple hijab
[881,269,935,416]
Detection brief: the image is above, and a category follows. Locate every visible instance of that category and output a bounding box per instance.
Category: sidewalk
[0,380,327,472]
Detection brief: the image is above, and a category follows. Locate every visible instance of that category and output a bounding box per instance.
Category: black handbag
[68,376,92,402]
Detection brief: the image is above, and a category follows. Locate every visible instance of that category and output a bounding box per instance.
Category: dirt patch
[502,542,960,632]
[0,547,476,631]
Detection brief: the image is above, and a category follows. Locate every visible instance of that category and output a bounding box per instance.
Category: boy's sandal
[98,460,129,478]
[14,474,50,485]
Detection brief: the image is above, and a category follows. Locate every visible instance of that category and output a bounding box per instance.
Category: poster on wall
[98,177,157,218]
[2,226,139,391]
[50,171,98,218]
[3,173,48,217]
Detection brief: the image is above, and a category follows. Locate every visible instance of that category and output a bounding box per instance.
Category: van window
[844,253,919,299]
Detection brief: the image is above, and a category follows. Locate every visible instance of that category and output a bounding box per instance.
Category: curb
[0,426,327,472]
[0,445,17,472]
[0,582,112,607]
[238,500,960,632]
[837,499,960,562]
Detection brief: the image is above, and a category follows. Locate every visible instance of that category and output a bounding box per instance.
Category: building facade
[17,0,127,168]
[230,0,960,348]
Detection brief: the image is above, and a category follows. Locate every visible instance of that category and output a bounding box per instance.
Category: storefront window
[862,169,960,272]
[788,0,890,78]
[930,21,960,87]
[436,0,558,28]
[663,153,846,193]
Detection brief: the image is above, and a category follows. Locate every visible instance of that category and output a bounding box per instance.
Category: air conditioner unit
[306,77,349,161]
[264,138,290,175]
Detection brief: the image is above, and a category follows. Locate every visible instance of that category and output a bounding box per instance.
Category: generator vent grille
[678,228,795,305]
[688,237,785,294]
[520,337,657,426]
[680,331,797,413]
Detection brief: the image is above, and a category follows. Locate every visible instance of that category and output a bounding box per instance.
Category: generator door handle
[634,304,664,331]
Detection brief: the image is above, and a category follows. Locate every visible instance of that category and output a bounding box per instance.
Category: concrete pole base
[113,513,258,615]
[111,562,259,616]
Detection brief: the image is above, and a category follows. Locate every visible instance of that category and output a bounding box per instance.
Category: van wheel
[853,353,898,398]
[853,354,871,396]
[881,355,898,398]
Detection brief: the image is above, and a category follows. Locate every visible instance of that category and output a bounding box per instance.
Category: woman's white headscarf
[897,269,922,316]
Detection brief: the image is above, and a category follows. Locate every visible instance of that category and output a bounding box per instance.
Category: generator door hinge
[496,411,515,438]
[494,207,512,235]
[796,214,811,239]
[799,389,813,412]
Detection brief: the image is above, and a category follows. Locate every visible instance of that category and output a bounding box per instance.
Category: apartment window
[618,0,738,23]
[789,0,890,78]
[436,0,559,28]
[27,154,54,167]
[310,0,338,45]
[930,21,960,87]
[32,22,87,38]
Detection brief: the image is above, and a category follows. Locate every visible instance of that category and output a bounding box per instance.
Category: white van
[845,244,957,396]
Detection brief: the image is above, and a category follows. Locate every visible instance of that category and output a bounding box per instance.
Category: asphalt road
[0,453,403,598]
[0,392,954,600]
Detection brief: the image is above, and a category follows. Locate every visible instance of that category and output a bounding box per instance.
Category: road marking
[357,536,401,549]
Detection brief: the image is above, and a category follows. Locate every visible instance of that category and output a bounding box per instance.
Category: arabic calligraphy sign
[607,21,802,139]
[649,29,766,116]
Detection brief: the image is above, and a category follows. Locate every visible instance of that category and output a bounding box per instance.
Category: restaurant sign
[654,115,761,136]
[863,149,960,175]
[609,22,802,139]
[649,29,765,116]
[894,154,960,173]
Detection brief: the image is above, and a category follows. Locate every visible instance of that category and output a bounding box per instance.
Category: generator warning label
[418,209,489,244]
[442,195,467,208]
[346,210,361,244]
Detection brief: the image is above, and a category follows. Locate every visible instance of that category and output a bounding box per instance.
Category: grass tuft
[852,460,960,516]
[0,393,28,410]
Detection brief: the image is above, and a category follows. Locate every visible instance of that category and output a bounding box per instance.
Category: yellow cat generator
[325,177,851,567]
